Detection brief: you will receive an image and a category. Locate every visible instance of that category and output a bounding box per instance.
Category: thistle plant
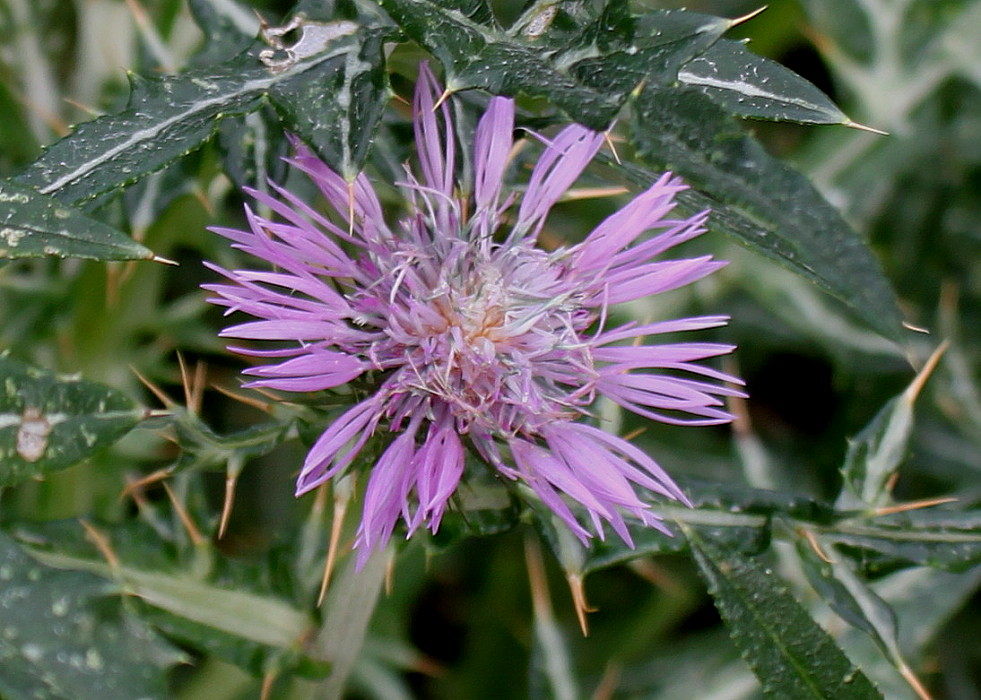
[0,1,978,699]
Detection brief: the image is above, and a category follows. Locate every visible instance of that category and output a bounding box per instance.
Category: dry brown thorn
[385,550,396,597]
[217,465,241,539]
[565,571,595,637]
[603,131,622,165]
[260,670,277,700]
[560,186,629,202]
[591,660,622,700]
[845,119,889,136]
[318,482,351,606]
[728,5,767,28]
[131,366,176,408]
[872,497,958,517]
[899,661,933,700]
[118,467,173,502]
[162,482,207,547]
[620,426,646,442]
[432,88,453,111]
[176,352,207,415]
[799,528,836,564]
[62,97,103,118]
[210,383,274,413]
[627,558,685,596]
[80,519,122,571]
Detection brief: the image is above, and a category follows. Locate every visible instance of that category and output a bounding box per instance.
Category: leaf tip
[846,119,889,136]
[902,320,930,334]
[152,254,179,266]
[904,339,949,403]
[729,6,768,28]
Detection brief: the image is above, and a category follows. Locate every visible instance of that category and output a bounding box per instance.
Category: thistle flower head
[205,64,743,564]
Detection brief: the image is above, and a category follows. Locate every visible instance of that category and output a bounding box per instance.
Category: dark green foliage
[0,0,978,698]
[0,354,146,486]
[688,529,881,699]
[0,532,184,700]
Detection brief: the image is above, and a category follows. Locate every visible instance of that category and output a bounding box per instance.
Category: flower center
[377,242,598,437]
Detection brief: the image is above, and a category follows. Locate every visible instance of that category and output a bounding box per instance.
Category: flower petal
[413,62,456,197]
[296,398,383,495]
[473,96,515,213]
[514,125,605,238]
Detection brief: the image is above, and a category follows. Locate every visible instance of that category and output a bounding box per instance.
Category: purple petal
[602,257,727,305]
[473,96,515,212]
[413,62,456,196]
[573,172,682,271]
[355,432,417,558]
[509,438,593,542]
[514,125,605,237]
[595,316,731,345]
[413,421,465,533]
[296,398,383,494]
[559,423,689,505]
[242,351,366,391]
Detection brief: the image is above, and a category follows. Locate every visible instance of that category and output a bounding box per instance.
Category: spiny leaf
[0,532,185,700]
[25,545,313,650]
[630,84,904,341]
[379,0,730,129]
[838,344,946,509]
[268,28,390,180]
[564,6,733,99]
[379,0,616,128]
[0,179,153,262]
[0,354,146,487]
[687,527,881,699]
[16,23,388,205]
[679,39,852,125]
[822,510,981,573]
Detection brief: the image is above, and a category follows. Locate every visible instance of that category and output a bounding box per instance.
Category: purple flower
[205,64,743,564]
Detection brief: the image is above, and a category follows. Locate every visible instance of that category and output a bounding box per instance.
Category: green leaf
[630,84,904,341]
[0,354,146,487]
[576,479,825,574]
[16,23,386,205]
[384,1,735,128]
[0,532,184,700]
[686,528,881,699]
[25,545,314,650]
[679,39,851,125]
[797,539,907,672]
[838,346,944,509]
[171,409,293,471]
[15,519,326,678]
[822,510,981,573]
[563,7,732,99]
[379,0,617,129]
[268,28,390,180]
[0,179,153,261]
